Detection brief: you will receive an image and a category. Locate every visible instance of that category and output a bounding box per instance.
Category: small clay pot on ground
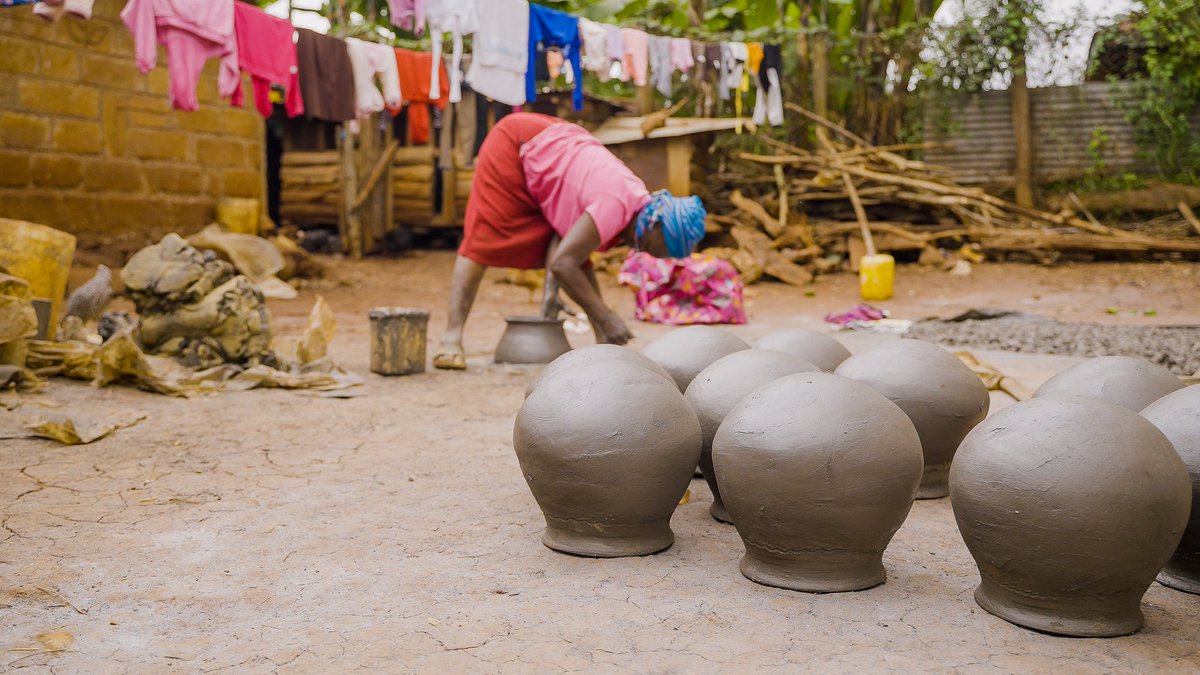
[684,349,820,524]
[834,339,989,499]
[1033,355,1185,411]
[754,328,852,372]
[640,325,750,392]
[525,344,674,398]
[951,397,1191,637]
[513,360,701,557]
[1141,385,1200,595]
[713,373,923,593]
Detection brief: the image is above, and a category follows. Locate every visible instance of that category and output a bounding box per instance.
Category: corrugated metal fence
[924,81,1158,187]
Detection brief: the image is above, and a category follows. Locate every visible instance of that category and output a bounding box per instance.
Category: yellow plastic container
[216,197,261,236]
[0,218,76,326]
[859,253,895,301]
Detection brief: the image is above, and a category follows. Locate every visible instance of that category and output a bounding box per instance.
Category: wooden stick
[730,190,785,238]
[1180,201,1200,237]
[842,173,877,256]
[774,164,789,229]
[786,102,872,148]
[1068,192,1105,232]
[352,139,400,210]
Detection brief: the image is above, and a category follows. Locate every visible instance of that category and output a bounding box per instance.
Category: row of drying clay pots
[514,327,1199,638]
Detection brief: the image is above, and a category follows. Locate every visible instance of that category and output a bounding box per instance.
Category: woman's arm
[547,213,633,344]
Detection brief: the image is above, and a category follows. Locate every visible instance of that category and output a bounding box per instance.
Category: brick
[223,109,264,139]
[19,79,99,117]
[40,43,80,80]
[0,189,64,228]
[82,157,145,192]
[128,109,171,129]
[81,53,142,91]
[0,111,50,149]
[172,197,217,231]
[31,155,83,188]
[59,193,97,231]
[0,151,32,187]
[177,109,224,134]
[0,39,39,74]
[221,168,262,198]
[123,93,171,113]
[123,129,190,161]
[53,119,103,154]
[196,138,245,166]
[101,194,175,229]
[145,164,206,194]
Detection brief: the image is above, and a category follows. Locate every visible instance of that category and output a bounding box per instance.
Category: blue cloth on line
[636,190,708,259]
[526,3,583,112]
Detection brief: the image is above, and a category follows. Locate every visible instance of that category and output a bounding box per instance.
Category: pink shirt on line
[520,123,651,250]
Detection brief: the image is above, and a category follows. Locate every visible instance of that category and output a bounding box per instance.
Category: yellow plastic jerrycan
[859,253,895,301]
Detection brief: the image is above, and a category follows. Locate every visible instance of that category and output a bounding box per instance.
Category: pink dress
[121,0,239,112]
[619,251,747,325]
[519,123,651,250]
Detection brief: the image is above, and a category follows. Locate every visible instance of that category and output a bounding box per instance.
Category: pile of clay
[513,334,1198,639]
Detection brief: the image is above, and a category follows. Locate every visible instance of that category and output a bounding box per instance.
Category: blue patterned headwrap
[635,190,708,259]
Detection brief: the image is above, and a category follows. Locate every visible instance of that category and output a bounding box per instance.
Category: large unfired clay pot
[640,325,750,392]
[950,397,1191,637]
[525,344,673,398]
[834,339,989,499]
[1141,385,1200,595]
[754,328,852,372]
[1033,355,1184,411]
[713,372,923,593]
[684,349,820,524]
[513,360,702,557]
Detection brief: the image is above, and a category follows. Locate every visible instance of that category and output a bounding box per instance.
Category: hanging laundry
[296,28,356,122]
[745,42,764,77]
[578,17,611,82]
[33,0,92,21]
[120,0,239,112]
[464,0,528,107]
[426,0,477,103]
[387,0,425,36]
[545,49,565,80]
[718,42,747,101]
[648,35,672,97]
[230,3,302,118]
[604,24,626,80]
[346,38,402,119]
[622,28,649,88]
[526,3,582,112]
[670,37,694,74]
[394,48,450,144]
[753,43,784,127]
[0,1,38,6]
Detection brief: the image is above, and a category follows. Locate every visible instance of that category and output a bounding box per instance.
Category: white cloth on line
[579,17,611,82]
[426,0,478,103]
[648,35,673,97]
[33,0,93,21]
[753,67,783,127]
[464,0,528,106]
[346,37,402,119]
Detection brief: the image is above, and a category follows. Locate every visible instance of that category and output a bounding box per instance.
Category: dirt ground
[3,254,1199,672]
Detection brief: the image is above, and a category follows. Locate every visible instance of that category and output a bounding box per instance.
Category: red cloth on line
[458,112,564,269]
[393,47,449,144]
[230,2,303,118]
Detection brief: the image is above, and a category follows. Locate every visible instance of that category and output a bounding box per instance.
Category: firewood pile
[695,104,1200,286]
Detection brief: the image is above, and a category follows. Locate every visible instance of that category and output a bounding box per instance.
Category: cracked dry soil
[2,254,1199,672]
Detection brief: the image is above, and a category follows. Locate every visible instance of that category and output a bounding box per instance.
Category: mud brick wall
[0,0,264,254]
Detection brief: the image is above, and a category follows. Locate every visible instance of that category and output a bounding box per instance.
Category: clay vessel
[950,397,1191,637]
[834,339,989,499]
[713,372,923,592]
[494,316,571,365]
[641,325,750,392]
[1033,355,1185,411]
[1141,385,1200,595]
[525,344,673,398]
[513,360,701,557]
[684,349,820,523]
[754,328,852,372]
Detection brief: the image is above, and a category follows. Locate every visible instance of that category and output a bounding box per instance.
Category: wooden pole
[811,1,829,119]
[842,173,877,256]
[1011,43,1034,207]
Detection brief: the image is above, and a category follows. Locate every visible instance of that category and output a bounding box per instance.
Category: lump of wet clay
[754,328,852,372]
[713,372,922,593]
[641,325,750,392]
[1141,385,1200,595]
[513,360,701,557]
[1033,355,1185,411]
[525,344,673,398]
[834,339,989,499]
[951,397,1191,637]
[684,349,820,524]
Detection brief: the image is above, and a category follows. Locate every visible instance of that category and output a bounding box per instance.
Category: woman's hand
[596,312,633,345]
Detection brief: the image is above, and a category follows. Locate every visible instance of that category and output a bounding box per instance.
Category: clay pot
[754,328,852,372]
[525,344,673,398]
[1141,385,1200,595]
[713,372,923,592]
[513,360,702,557]
[1033,355,1185,411]
[834,339,989,499]
[684,349,821,524]
[641,325,750,392]
[950,397,1191,637]
[494,316,571,365]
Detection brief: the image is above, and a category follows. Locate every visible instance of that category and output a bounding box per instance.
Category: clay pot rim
[505,315,566,325]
